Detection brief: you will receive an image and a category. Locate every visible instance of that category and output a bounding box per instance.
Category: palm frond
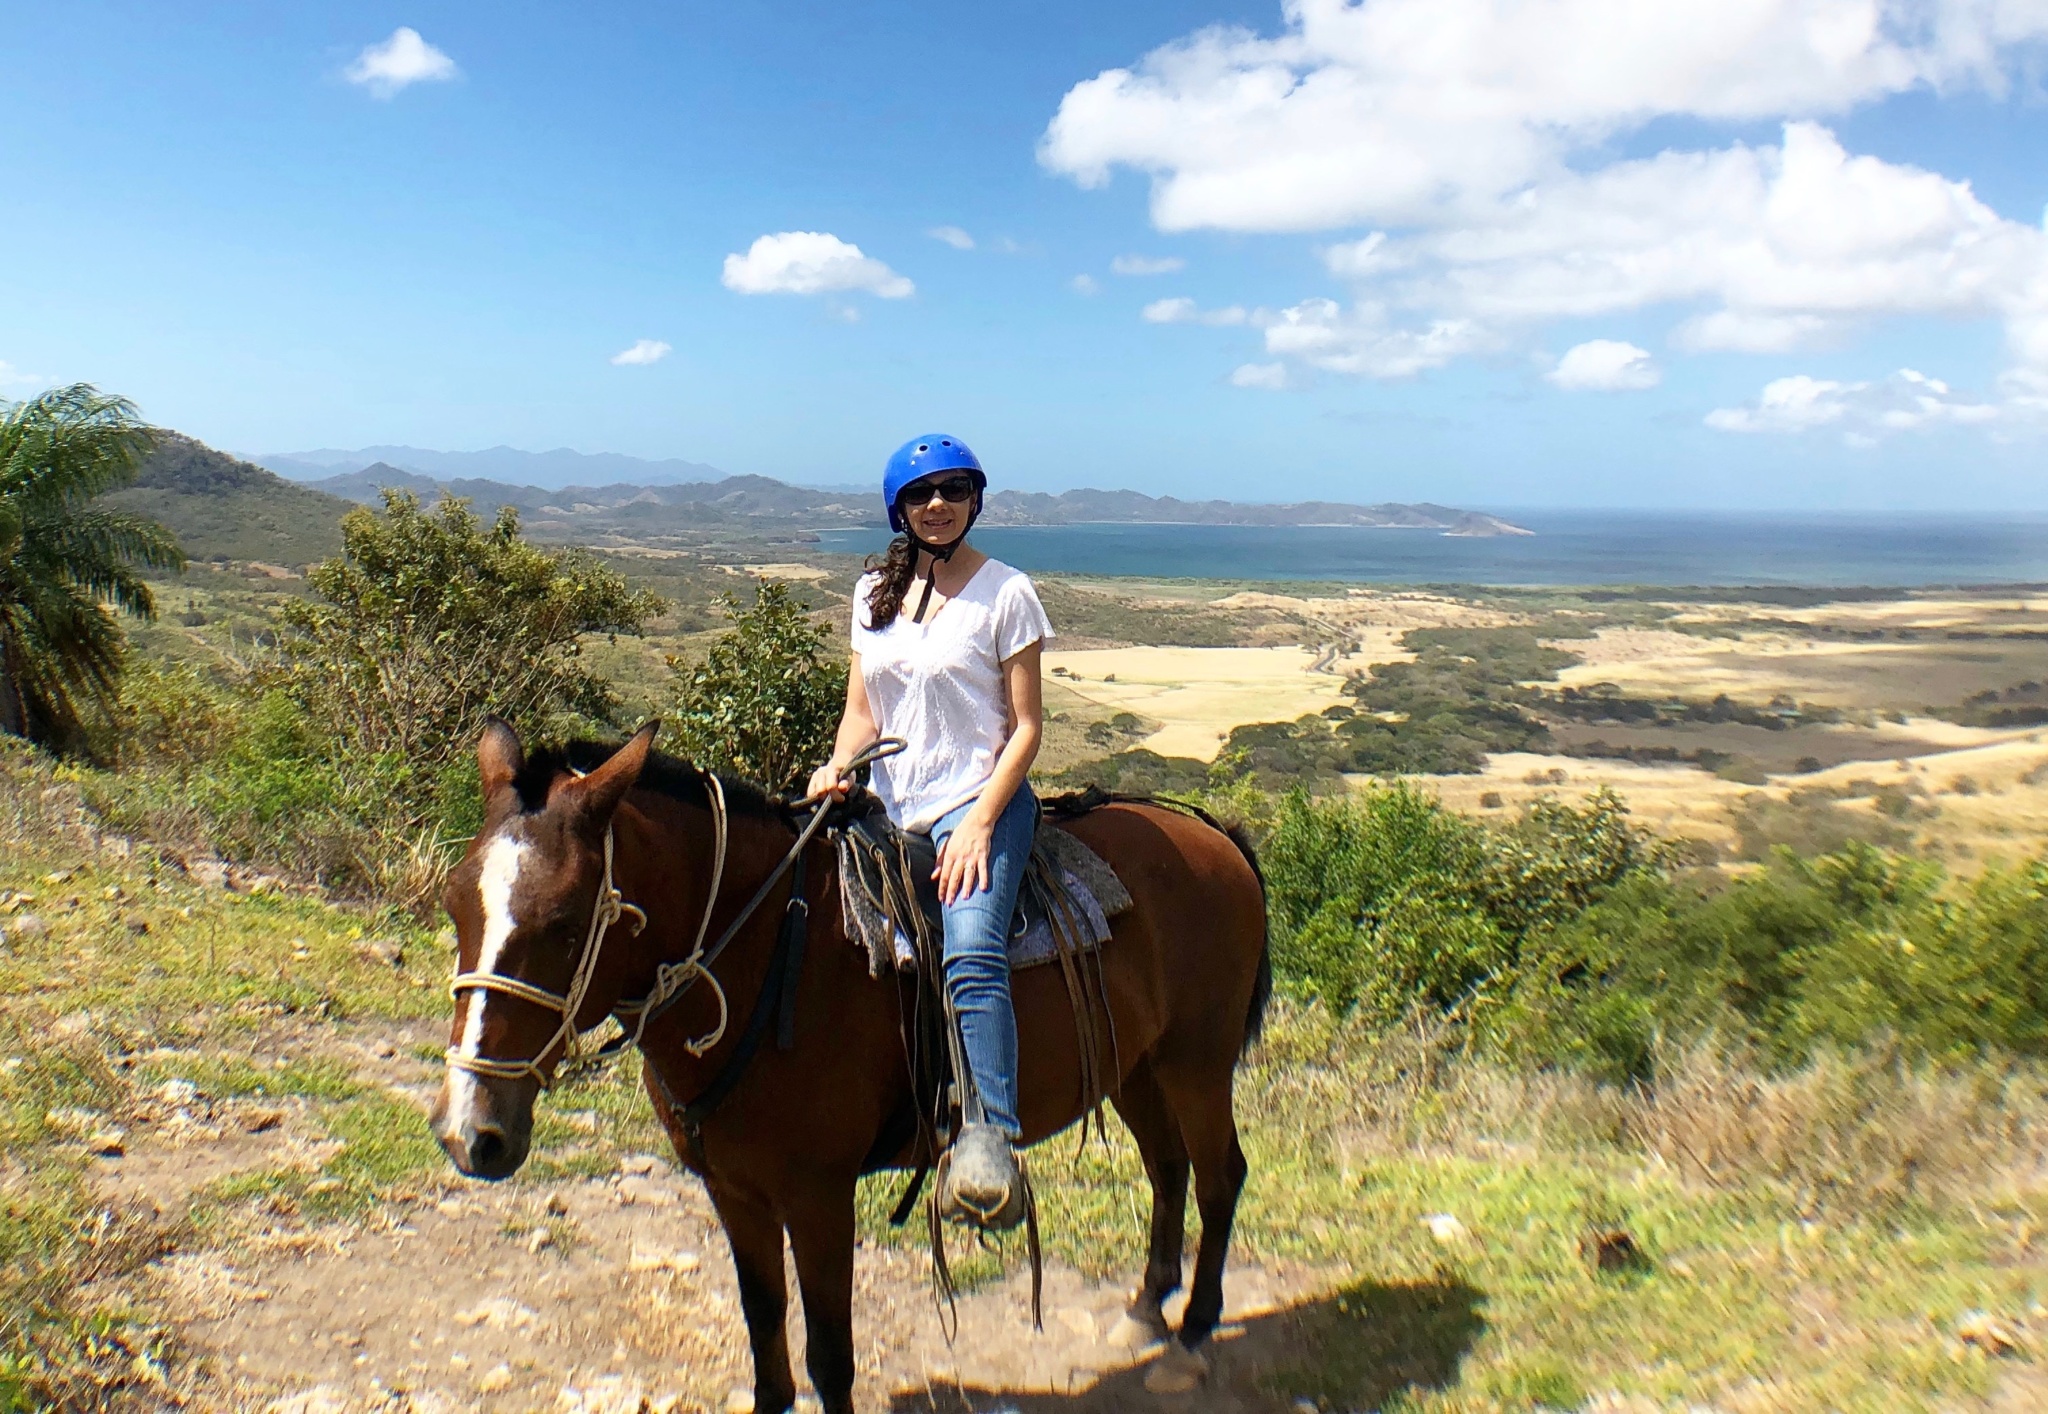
[0,384,156,511]
[20,507,185,618]
[0,384,176,748]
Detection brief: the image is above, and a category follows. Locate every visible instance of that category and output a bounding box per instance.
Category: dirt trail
[92,1022,1333,1414]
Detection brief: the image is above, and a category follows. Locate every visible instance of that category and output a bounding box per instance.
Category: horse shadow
[887,1275,1486,1414]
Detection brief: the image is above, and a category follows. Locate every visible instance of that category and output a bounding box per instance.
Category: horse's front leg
[786,1178,859,1414]
[709,1181,799,1414]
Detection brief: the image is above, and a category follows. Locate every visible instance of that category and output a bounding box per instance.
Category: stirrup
[936,1123,1025,1232]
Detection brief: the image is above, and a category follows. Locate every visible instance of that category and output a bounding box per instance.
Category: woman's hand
[805,761,852,802]
[935,809,995,905]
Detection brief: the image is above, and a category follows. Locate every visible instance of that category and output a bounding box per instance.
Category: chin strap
[906,494,980,624]
[909,537,960,624]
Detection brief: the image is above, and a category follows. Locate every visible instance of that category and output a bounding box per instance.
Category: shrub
[1260,785,1652,1020]
[1731,793,1906,861]
[1488,842,2048,1078]
[666,583,843,794]
[1041,747,1216,797]
[277,491,659,830]
[1214,627,1579,786]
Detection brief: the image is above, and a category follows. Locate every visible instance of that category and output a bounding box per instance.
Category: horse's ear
[478,717,524,798]
[559,721,659,826]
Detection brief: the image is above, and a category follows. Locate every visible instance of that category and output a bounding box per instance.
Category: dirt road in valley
[91,1019,1333,1414]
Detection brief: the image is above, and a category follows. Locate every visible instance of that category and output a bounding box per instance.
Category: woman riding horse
[806,432,1048,1230]
[427,431,1270,1414]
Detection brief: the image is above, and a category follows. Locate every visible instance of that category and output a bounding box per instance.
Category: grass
[9,739,2048,1411]
[0,748,452,1406]
[859,1005,2048,1411]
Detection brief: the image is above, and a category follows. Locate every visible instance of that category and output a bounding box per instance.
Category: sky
[4,0,2048,510]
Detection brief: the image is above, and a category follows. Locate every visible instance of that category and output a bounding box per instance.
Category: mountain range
[257,445,1530,535]
[255,444,827,492]
[118,435,1529,572]
[295,460,1530,538]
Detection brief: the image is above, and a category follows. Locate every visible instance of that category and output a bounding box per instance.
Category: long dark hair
[864,534,919,630]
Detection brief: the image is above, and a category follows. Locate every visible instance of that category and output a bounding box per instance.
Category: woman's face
[901,477,977,548]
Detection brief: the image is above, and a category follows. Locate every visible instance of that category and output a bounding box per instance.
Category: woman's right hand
[806,761,851,802]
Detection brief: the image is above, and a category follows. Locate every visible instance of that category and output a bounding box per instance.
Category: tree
[667,583,845,794]
[279,491,661,813]
[0,385,185,749]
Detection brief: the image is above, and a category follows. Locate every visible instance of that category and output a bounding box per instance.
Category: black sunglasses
[898,475,978,507]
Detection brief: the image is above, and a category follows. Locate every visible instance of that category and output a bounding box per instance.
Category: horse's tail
[1221,820,1272,1056]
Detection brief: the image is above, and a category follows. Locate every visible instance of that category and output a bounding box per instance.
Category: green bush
[1258,781,2048,1080]
[1489,843,2048,1079]
[666,583,843,794]
[280,491,659,778]
[76,494,658,899]
[1209,627,1581,786]
[1261,785,1650,1020]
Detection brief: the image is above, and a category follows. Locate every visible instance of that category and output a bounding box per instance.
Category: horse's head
[429,718,655,1180]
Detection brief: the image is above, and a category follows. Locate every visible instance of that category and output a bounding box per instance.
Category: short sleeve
[994,573,1055,660]
[850,571,878,650]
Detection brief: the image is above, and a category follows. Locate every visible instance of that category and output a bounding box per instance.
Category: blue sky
[4,0,2047,509]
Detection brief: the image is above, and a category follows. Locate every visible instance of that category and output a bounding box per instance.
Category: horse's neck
[612,791,815,967]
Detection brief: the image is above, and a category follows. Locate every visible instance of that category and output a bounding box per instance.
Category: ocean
[810,511,2048,588]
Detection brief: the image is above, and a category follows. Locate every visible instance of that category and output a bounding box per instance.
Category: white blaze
[455,832,530,1063]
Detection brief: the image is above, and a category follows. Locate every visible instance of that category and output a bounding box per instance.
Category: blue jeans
[930,783,1036,1139]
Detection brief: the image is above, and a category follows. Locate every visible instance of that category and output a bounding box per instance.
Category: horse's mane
[515,739,792,825]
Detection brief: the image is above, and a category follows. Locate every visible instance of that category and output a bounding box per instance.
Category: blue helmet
[883,433,985,533]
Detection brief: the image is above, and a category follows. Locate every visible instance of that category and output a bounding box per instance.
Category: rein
[446,739,904,1091]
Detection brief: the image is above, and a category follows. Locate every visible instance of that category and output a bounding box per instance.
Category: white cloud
[345,27,458,98]
[0,361,47,393]
[929,226,975,250]
[1041,0,2048,234]
[610,339,672,366]
[1707,368,1999,437]
[1230,362,1289,390]
[1329,125,2047,346]
[1263,298,1495,378]
[1041,1,2048,392]
[1112,254,1187,276]
[1548,340,1660,392]
[1070,274,1101,295]
[1142,297,1248,325]
[721,232,914,299]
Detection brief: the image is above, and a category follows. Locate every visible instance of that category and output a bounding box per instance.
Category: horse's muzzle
[429,1073,535,1181]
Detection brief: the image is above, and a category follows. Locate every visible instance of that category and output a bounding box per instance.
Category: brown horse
[427,721,1269,1414]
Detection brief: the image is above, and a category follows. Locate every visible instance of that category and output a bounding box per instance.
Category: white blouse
[852,558,1054,832]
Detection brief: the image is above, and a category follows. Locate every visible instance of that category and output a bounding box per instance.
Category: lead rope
[448,740,901,1093]
[611,771,730,1058]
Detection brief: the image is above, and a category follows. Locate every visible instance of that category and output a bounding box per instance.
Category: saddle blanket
[836,815,1133,978]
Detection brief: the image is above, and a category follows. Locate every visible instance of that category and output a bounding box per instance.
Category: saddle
[835,799,1132,981]
[826,783,1234,1329]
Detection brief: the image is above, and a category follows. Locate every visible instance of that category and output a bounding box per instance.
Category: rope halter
[442,741,898,1091]
[444,769,733,1090]
[445,825,651,1089]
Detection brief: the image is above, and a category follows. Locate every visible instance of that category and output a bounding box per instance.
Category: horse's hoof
[1143,1343,1209,1395]
[1108,1313,1166,1352]
[723,1388,754,1414]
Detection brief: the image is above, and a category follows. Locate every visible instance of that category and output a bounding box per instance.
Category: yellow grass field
[1037,585,2048,866]
[1044,645,1370,759]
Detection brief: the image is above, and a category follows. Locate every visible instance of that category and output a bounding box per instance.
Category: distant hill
[303,465,1531,537]
[981,489,1530,536]
[257,445,737,492]
[111,434,353,566]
